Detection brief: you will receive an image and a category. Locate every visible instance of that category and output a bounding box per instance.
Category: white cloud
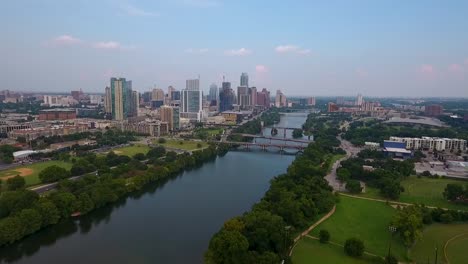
[185,48,209,54]
[275,45,299,53]
[93,41,122,50]
[225,48,252,56]
[275,44,311,55]
[120,4,158,17]
[46,35,82,46]
[255,65,268,73]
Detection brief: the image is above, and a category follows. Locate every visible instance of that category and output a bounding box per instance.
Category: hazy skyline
[2,0,468,96]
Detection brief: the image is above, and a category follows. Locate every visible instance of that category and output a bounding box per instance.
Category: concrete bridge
[231,133,311,144]
[210,140,307,151]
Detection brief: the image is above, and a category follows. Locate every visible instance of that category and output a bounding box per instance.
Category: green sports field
[0,160,72,186]
[410,223,468,264]
[309,195,407,260]
[156,139,208,151]
[111,144,150,157]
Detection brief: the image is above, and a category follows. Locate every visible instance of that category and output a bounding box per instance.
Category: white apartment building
[389,136,467,151]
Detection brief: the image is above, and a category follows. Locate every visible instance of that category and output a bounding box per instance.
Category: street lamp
[387,226,397,258]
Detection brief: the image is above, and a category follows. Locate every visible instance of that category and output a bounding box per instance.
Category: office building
[171,91,181,101]
[336,96,344,105]
[104,86,112,113]
[152,88,165,101]
[256,88,270,108]
[237,86,250,108]
[425,104,443,116]
[307,97,316,106]
[208,83,218,102]
[356,93,363,106]
[219,82,235,112]
[275,90,287,107]
[180,79,203,121]
[167,86,176,100]
[328,102,339,112]
[250,87,257,107]
[160,106,180,131]
[38,109,77,120]
[186,79,200,91]
[240,72,249,87]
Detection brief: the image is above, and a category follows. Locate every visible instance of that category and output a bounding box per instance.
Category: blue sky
[2,0,468,96]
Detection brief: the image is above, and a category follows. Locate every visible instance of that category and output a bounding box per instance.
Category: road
[324,136,362,192]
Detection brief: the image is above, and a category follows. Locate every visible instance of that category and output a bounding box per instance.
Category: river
[0,113,307,264]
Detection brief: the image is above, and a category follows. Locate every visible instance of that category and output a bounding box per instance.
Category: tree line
[0,143,229,246]
[205,114,344,263]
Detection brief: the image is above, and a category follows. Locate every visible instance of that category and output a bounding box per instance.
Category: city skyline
[2,1,468,97]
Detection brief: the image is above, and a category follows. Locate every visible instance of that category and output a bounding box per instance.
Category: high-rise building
[240,72,249,87]
[152,88,165,101]
[336,96,344,105]
[256,88,270,108]
[131,91,139,117]
[141,91,152,104]
[250,87,257,107]
[104,86,112,113]
[171,91,181,101]
[180,79,203,121]
[208,83,218,102]
[275,90,287,107]
[219,82,235,112]
[307,97,316,106]
[237,86,249,108]
[167,86,176,100]
[356,94,363,106]
[186,79,200,91]
[160,106,180,131]
[110,77,135,120]
[328,102,339,112]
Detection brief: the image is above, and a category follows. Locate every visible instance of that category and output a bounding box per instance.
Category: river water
[0,113,307,264]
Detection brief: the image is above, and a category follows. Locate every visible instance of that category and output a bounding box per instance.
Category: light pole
[434,246,438,264]
[387,226,397,259]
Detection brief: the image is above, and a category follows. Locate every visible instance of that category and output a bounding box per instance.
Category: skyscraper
[240,72,249,87]
[208,83,218,102]
[275,90,287,107]
[160,106,180,131]
[219,81,235,112]
[104,86,112,114]
[180,79,203,121]
[256,88,271,108]
[110,77,134,120]
[152,88,165,101]
[167,86,176,100]
[250,87,257,107]
[356,93,363,106]
[237,86,249,108]
[186,79,200,91]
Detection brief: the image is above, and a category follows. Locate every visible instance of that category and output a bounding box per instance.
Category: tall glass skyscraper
[109,77,137,120]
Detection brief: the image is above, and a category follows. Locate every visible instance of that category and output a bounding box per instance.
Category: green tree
[50,192,78,218]
[205,230,249,264]
[391,206,423,247]
[386,254,398,264]
[345,180,362,194]
[292,129,303,139]
[147,146,166,159]
[76,193,95,214]
[17,208,42,236]
[35,200,60,226]
[6,176,26,190]
[0,216,23,245]
[165,151,178,162]
[158,137,167,144]
[336,168,351,182]
[39,165,70,183]
[344,238,365,257]
[0,190,38,218]
[319,229,330,243]
[133,152,146,161]
[443,184,465,201]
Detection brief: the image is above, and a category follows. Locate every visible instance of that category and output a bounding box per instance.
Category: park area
[292,195,407,263]
[358,176,468,211]
[0,160,72,187]
[155,139,208,151]
[410,223,468,264]
[110,144,150,157]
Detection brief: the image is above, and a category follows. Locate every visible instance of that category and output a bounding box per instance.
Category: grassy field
[359,176,468,211]
[111,144,150,157]
[292,236,376,264]
[0,160,72,186]
[309,195,407,260]
[156,139,209,151]
[410,223,468,264]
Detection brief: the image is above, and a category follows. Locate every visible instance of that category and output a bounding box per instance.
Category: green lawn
[309,195,407,260]
[292,236,376,264]
[111,144,150,157]
[410,223,468,264]
[0,160,72,186]
[156,139,208,151]
[359,176,468,211]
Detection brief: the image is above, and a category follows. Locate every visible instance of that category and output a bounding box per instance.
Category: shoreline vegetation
[205,113,344,263]
[0,143,230,247]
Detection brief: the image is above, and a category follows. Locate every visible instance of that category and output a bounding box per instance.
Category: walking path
[289,205,336,256]
[339,193,452,210]
[443,232,468,264]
